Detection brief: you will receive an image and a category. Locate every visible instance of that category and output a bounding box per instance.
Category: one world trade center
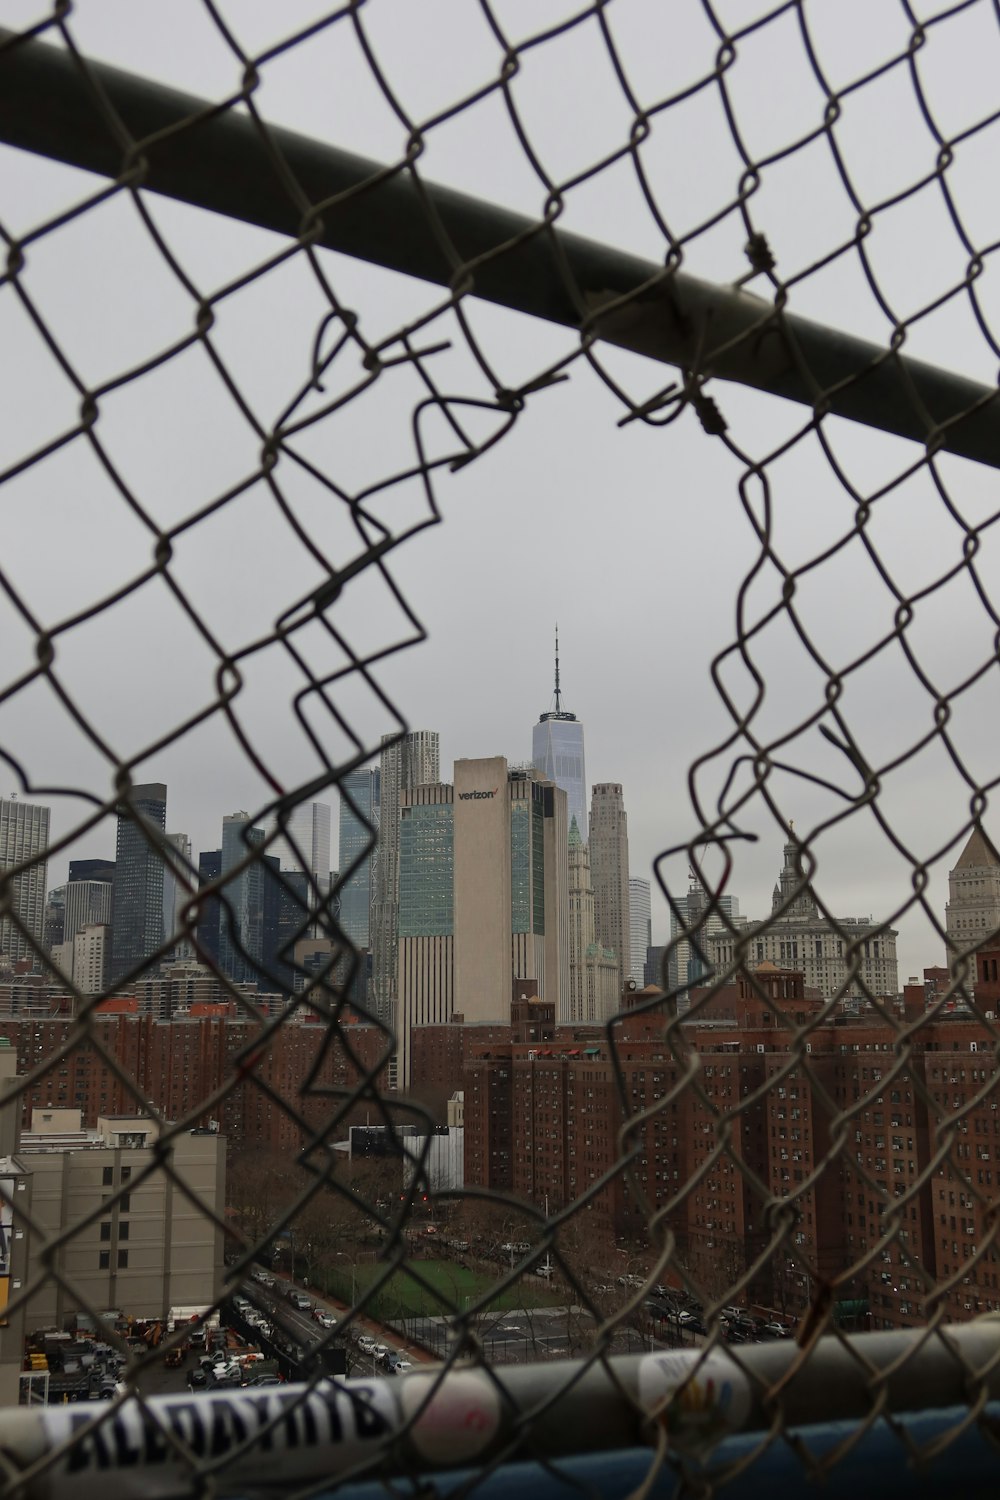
[532,628,588,842]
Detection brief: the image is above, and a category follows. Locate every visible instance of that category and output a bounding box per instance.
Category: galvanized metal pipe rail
[1,29,999,468]
[0,1325,999,1497]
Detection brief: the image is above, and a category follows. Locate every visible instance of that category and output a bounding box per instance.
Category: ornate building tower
[589,782,631,997]
[946,824,1000,961]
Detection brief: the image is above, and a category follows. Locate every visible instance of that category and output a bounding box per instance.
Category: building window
[102,1167,113,1186]
[118,1222,129,1242]
[100,1222,111,1242]
[117,1250,128,1269]
[99,1251,110,1270]
[121,1167,132,1183]
[119,1194,130,1213]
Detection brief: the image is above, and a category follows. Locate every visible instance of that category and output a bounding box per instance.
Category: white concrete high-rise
[162,832,193,958]
[567,817,618,1023]
[589,782,631,997]
[64,878,112,950]
[268,802,332,899]
[73,923,109,995]
[532,627,587,843]
[628,877,652,986]
[0,798,50,966]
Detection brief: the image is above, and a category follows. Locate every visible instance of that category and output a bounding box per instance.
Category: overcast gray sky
[3,0,1000,981]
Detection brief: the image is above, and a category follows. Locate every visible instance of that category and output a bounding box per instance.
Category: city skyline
[21,682,985,990]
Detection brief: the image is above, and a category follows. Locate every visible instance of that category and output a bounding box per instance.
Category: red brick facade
[0,1014,390,1155]
[454,958,1000,1329]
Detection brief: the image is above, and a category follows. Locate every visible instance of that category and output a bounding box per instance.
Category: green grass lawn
[322,1257,562,1318]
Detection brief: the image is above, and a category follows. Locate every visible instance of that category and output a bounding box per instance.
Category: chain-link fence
[2,2,1000,1495]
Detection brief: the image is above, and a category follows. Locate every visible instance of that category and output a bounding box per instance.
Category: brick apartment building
[427,957,1000,1330]
[0,1008,390,1156]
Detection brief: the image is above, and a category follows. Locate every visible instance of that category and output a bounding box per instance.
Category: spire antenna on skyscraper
[554,623,562,715]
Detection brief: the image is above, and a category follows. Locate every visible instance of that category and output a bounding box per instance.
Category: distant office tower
[453,757,568,1024]
[109,783,167,984]
[945,824,1000,961]
[589,783,631,997]
[706,834,897,1002]
[64,878,113,949]
[395,758,569,1082]
[162,832,194,959]
[567,816,618,1024]
[397,782,455,1084]
[218,812,266,984]
[43,885,66,953]
[668,876,741,1009]
[0,798,50,965]
[196,849,222,968]
[644,944,665,989]
[68,858,115,885]
[338,768,380,948]
[268,802,332,906]
[532,627,587,842]
[373,730,440,1019]
[261,859,313,995]
[628,878,652,986]
[73,923,109,995]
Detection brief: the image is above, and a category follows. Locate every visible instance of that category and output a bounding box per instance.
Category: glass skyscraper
[338,767,380,948]
[267,802,332,899]
[398,798,453,939]
[532,629,587,841]
[628,877,652,985]
[373,730,440,1018]
[218,811,266,984]
[109,782,166,984]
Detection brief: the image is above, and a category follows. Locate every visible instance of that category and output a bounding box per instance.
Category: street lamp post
[334,1252,356,1306]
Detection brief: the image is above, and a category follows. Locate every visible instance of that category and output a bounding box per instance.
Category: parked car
[357,1335,377,1354]
[312,1308,337,1328]
[535,1264,554,1278]
[186,1368,208,1389]
[286,1291,311,1312]
[762,1321,789,1339]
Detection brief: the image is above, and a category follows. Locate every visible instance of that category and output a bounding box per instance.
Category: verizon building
[454,757,567,1024]
[396,757,568,1082]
